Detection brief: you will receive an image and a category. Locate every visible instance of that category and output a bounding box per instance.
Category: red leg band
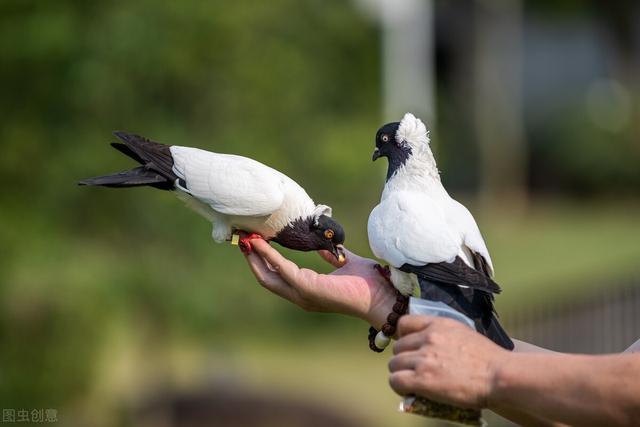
[238,233,263,254]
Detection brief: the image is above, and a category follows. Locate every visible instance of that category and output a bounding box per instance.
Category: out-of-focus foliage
[530,105,640,195]
[0,0,381,419]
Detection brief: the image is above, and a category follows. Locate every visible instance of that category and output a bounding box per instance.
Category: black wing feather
[471,251,492,277]
[400,256,501,294]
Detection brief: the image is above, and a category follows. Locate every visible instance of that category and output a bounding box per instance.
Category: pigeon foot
[374,264,392,284]
[237,232,264,254]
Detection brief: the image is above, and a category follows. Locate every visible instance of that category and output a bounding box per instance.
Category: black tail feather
[110,142,145,164]
[112,131,176,181]
[79,132,177,190]
[78,166,173,189]
[418,277,514,350]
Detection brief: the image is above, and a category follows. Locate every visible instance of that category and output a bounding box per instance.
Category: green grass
[477,199,640,314]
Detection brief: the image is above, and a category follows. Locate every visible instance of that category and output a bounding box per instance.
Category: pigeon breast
[368,190,461,268]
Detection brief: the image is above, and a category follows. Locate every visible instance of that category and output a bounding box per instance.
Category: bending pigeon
[80,132,346,260]
[367,113,513,349]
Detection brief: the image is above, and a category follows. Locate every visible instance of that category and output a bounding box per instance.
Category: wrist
[487,351,517,411]
[362,277,397,331]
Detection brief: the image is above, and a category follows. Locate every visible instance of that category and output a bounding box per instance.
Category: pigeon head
[272,214,346,262]
[372,113,435,181]
[312,214,346,260]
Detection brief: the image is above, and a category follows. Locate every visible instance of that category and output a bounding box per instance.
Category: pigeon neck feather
[383,112,444,196]
[272,215,316,250]
[261,178,316,231]
[383,148,446,198]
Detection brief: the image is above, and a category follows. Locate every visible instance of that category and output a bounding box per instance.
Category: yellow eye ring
[381,134,390,143]
[324,229,335,239]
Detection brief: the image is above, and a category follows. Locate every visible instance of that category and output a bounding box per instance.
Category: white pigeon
[367,113,513,349]
[80,132,346,260]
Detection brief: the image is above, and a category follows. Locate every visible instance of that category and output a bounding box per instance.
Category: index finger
[249,239,303,285]
[393,332,429,355]
[397,315,436,337]
[243,250,296,301]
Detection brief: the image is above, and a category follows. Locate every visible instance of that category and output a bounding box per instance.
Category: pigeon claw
[374,264,392,284]
[238,233,264,255]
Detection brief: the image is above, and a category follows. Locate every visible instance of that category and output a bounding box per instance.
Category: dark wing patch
[400,256,501,295]
[417,277,514,350]
[471,251,492,277]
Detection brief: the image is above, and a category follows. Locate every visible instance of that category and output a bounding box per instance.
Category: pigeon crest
[396,112,430,152]
[395,113,439,182]
[312,204,332,225]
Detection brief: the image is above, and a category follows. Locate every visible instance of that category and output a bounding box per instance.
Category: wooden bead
[382,323,395,336]
[387,312,400,325]
[393,301,408,313]
[369,340,383,352]
[368,326,378,340]
[367,265,410,353]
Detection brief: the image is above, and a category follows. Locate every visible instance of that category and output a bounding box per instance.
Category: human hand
[242,238,396,328]
[388,315,510,409]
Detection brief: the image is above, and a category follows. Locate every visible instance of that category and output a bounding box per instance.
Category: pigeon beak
[332,244,346,263]
[372,148,381,161]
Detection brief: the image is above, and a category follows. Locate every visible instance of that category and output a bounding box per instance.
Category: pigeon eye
[381,134,390,143]
[324,229,335,239]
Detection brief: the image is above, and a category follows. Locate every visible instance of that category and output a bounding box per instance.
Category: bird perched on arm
[367,113,513,350]
[79,132,346,261]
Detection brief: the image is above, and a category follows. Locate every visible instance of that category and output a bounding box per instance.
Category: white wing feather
[446,199,494,276]
[368,191,460,268]
[170,146,286,217]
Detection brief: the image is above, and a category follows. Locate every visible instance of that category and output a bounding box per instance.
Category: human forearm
[490,353,640,427]
[512,339,558,353]
[487,340,566,426]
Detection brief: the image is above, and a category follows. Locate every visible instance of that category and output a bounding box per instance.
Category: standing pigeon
[79,132,346,261]
[367,113,513,350]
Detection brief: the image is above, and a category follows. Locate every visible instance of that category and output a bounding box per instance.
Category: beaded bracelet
[369,265,409,352]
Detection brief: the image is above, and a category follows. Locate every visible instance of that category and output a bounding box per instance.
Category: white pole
[355,0,435,125]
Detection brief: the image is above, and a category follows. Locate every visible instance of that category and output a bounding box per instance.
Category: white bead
[374,331,391,349]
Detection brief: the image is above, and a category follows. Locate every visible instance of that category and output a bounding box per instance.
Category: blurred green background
[1,1,639,426]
